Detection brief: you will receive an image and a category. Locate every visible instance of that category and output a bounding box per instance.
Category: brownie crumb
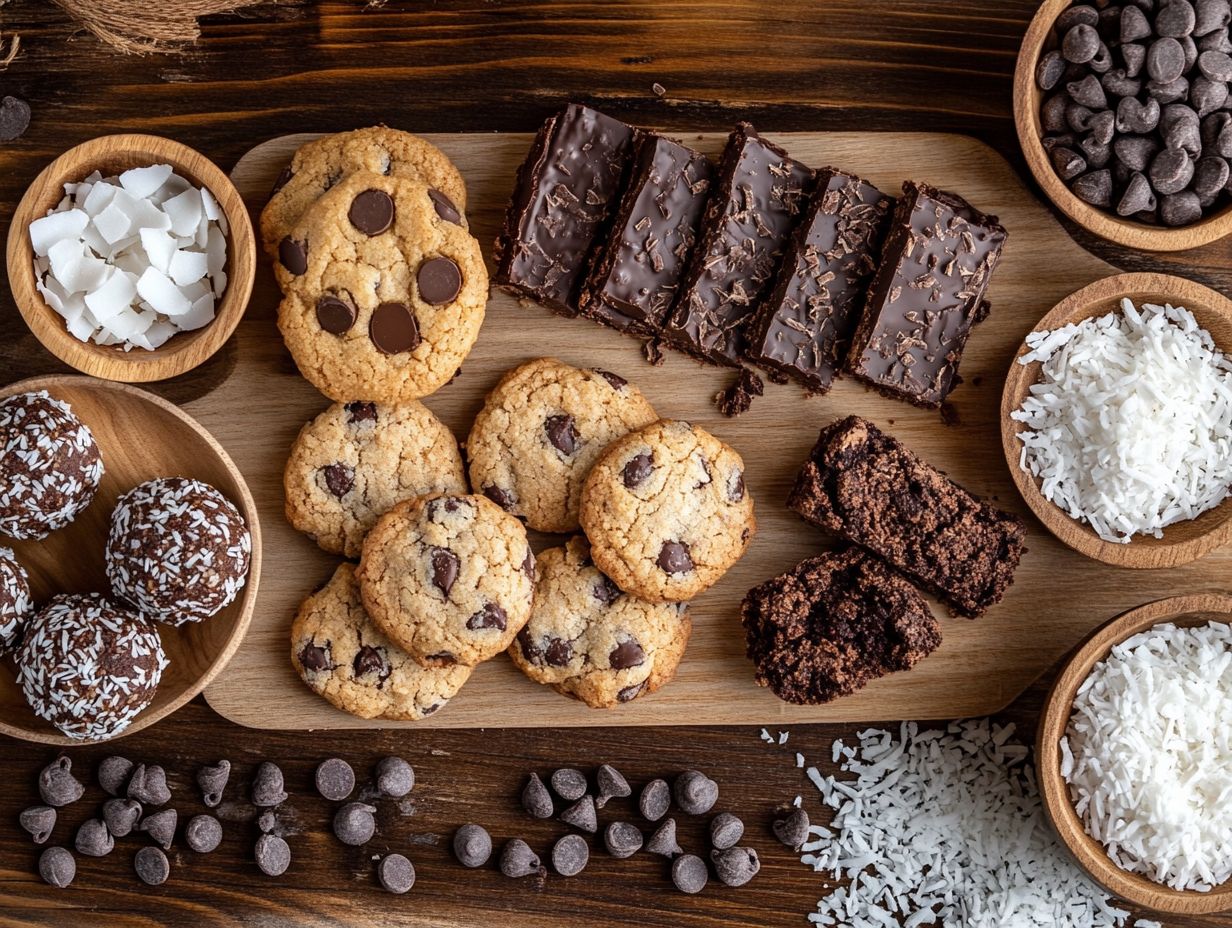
[715,369,764,418]
[643,338,666,366]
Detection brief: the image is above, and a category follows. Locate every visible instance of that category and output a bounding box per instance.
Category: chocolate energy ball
[0,546,33,653]
[0,391,103,541]
[17,593,168,741]
[106,477,252,625]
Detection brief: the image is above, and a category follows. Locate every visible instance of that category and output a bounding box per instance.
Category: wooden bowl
[1001,272,1232,569]
[1037,594,1232,915]
[1014,0,1232,252]
[5,134,256,383]
[0,375,262,744]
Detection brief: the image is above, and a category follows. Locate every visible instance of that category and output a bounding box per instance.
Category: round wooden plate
[1000,272,1232,569]
[0,375,262,744]
[4,134,256,383]
[1037,594,1232,915]
[1014,0,1232,252]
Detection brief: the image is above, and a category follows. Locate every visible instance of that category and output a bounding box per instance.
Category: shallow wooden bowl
[0,375,262,744]
[1001,272,1232,569]
[1037,594,1232,915]
[5,134,255,383]
[1014,0,1232,251]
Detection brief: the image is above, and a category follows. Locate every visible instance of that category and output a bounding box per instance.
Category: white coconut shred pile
[1063,621,1232,892]
[784,719,1162,928]
[1011,298,1232,543]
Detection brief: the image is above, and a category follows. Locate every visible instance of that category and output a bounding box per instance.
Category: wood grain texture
[1036,594,1232,915]
[0,376,262,745]
[5,134,256,382]
[1001,273,1232,569]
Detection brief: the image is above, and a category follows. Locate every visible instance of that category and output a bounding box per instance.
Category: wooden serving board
[200,129,1216,732]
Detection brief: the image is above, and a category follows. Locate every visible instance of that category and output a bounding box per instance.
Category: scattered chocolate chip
[484,484,515,510]
[604,821,643,858]
[672,853,709,894]
[185,814,223,854]
[559,795,598,834]
[279,237,307,275]
[369,301,420,354]
[522,773,554,819]
[500,838,541,878]
[20,806,56,844]
[429,189,462,225]
[467,602,507,631]
[773,807,811,849]
[647,818,682,858]
[140,809,177,850]
[417,256,462,305]
[657,541,694,575]
[38,846,75,888]
[710,812,745,850]
[98,756,134,797]
[315,758,355,801]
[593,368,627,389]
[75,818,114,857]
[321,462,355,498]
[711,846,761,887]
[430,547,460,598]
[349,189,395,235]
[609,638,645,670]
[596,764,631,809]
[674,770,718,816]
[622,452,654,488]
[639,779,671,822]
[550,768,588,802]
[544,413,581,456]
[255,833,291,876]
[197,760,230,808]
[353,645,390,680]
[333,802,377,846]
[552,834,589,876]
[378,853,416,894]
[0,95,32,142]
[103,798,142,838]
[127,764,171,807]
[316,294,357,335]
[256,810,277,834]
[251,762,288,808]
[39,757,84,808]
[134,846,170,886]
[453,824,493,868]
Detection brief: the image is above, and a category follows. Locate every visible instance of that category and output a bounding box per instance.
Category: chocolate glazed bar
[787,416,1027,618]
[662,123,813,366]
[846,181,1006,407]
[744,168,894,393]
[579,134,714,335]
[493,104,637,316]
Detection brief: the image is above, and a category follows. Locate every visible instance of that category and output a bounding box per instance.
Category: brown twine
[47,0,270,55]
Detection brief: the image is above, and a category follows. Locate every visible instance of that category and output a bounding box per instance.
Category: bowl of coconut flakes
[5,134,256,383]
[1000,271,1232,569]
[1038,594,1232,915]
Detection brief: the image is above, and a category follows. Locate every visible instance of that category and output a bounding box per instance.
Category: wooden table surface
[0,2,1227,926]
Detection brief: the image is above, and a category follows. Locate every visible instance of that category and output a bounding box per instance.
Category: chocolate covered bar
[662,123,813,365]
[579,134,713,334]
[744,168,893,393]
[845,181,1005,407]
[787,416,1026,618]
[493,104,637,316]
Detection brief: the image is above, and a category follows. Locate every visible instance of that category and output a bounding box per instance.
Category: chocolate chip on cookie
[349,189,395,235]
[417,256,462,305]
[429,188,462,225]
[316,294,357,334]
[321,463,355,498]
[369,301,420,355]
[279,237,307,275]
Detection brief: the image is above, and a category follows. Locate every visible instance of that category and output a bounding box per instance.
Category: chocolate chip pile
[1036,0,1232,225]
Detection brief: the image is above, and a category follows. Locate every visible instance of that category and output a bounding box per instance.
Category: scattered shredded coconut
[1012,298,1232,543]
[1062,621,1232,891]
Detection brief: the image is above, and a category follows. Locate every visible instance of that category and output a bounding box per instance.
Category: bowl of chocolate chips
[1015,0,1232,250]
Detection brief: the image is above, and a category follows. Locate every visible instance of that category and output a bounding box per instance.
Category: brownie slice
[662,122,813,366]
[493,104,637,316]
[846,181,1006,408]
[743,167,894,393]
[787,416,1026,618]
[579,133,714,334]
[741,547,940,705]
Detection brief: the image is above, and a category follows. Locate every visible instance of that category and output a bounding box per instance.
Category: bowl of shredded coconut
[1001,272,1232,568]
[1037,594,1232,915]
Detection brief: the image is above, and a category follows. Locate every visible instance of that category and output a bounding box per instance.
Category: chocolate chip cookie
[357,493,535,667]
[291,562,472,720]
[466,359,658,533]
[284,400,466,558]
[509,537,691,708]
[261,126,468,262]
[580,419,755,603]
[277,171,487,403]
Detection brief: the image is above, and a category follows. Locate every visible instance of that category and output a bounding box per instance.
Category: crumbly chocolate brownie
[845,181,1005,408]
[741,547,940,704]
[787,416,1026,617]
[744,168,894,392]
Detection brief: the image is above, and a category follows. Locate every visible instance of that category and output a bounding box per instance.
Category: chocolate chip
[315,758,355,801]
[674,770,718,815]
[378,853,416,894]
[604,821,643,859]
[429,189,462,225]
[499,838,541,878]
[39,756,84,808]
[271,165,293,196]
[1117,96,1161,135]
[1101,69,1142,100]
[353,645,390,681]
[197,760,230,808]
[622,452,653,488]
[672,854,709,894]
[1073,169,1114,207]
[299,640,332,673]
[1067,74,1107,109]
[346,401,378,423]
[279,237,307,275]
[454,824,493,867]
[430,547,460,597]
[252,762,288,808]
[552,834,589,876]
[712,846,760,887]
[550,768,588,802]
[546,637,573,666]
[128,764,171,807]
[1196,0,1232,35]
[609,638,645,670]
[1058,3,1098,29]
[185,814,223,854]
[1195,76,1230,116]
[0,95,31,142]
[1150,146,1195,193]
[593,574,622,606]
[1037,49,1067,90]
[103,798,142,838]
[596,764,631,809]
[425,650,457,665]
[639,779,671,822]
[483,484,515,510]
[647,818,682,858]
[369,301,421,354]
[1195,154,1232,196]
[1123,41,1147,77]
[1120,3,1151,41]
[75,818,114,857]
[348,189,395,235]
[255,833,291,876]
[728,470,746,503]
[1148,76,1190,104]
[98,756,134,797]
[1114,133,1161,170]
[773,807,811,849]
[316,294,356,335]
[1161,189,1204,224]
[544,413,581,456]
[593,368,628,390]
[1117,171,1158,214]
[140,808,177,850]
[522,773,554,819]
[256,810,277,834]
[560,794,598,833]
[1063,23,1101,62]
[521,547,536,581]
[707,812,744,851]
[321,462,354,498]
[333,802,377,846]
[657,540,693,575]
[618,680,648,702]
[417,256,462,305]
[1042,94,1070,133]
[38,846,75,888]
[1158,0,1198,36]
[20,806,56,844]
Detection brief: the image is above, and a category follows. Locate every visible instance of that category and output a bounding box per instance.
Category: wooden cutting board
[201,129,1213,731]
